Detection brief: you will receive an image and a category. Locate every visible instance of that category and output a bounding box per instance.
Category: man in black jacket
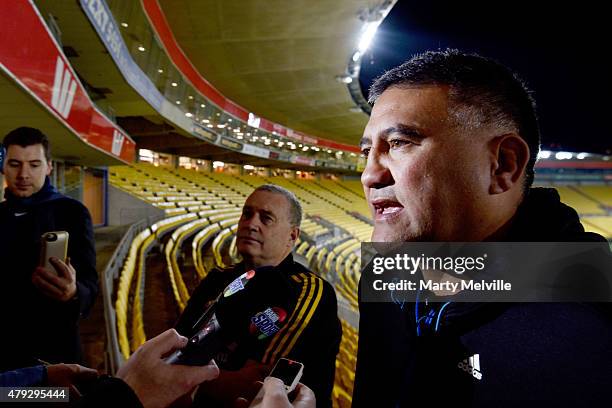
[176,185,341,408]
[353,50,611,407]
[0,127,98,370]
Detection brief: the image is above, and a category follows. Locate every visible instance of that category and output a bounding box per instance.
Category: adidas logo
[458,353,482,380]
[51,56,77,119]
[112,130,125,156]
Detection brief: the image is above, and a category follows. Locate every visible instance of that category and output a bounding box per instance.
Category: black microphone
[166,266,290,365]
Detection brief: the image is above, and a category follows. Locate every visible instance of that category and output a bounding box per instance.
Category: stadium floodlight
[576,152,589,159]
[537,150,551,159]
[185,112,193,118]
[200,104,206,108]
[158,69,163,73]
[212,161,224,168]
[358,21,380,53]
[555,151,573,160]
[137,45,145,52]
[171,82,178,87]
[244,165,255,170]
[121,22,128,28]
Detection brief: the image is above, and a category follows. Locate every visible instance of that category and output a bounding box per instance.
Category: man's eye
[389,139,411,149]
[360,148,370,158]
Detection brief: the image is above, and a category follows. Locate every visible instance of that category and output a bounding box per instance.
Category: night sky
[360,0,611,154]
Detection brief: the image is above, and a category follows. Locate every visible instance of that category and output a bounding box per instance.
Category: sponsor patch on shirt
[250,307,287,340]
[223,269,256,298]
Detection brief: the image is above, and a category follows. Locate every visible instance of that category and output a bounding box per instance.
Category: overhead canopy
[157,0,373,145]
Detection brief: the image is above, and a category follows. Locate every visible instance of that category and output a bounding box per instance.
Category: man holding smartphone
[0,127,98,371]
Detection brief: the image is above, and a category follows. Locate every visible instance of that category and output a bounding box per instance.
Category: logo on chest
[458,353,482,380]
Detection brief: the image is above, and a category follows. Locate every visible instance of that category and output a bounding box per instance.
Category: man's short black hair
[368,49,540,189]
[3,127,51,161]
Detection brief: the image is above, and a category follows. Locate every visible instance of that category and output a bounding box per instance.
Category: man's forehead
[363,85,453,141]
[244,191,289,213]
[6,144,47,159]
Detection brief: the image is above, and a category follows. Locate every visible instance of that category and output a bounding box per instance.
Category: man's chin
[237,242,259,256]
[371,227,420,243]
[10,189,33,198]
[371,228,404,243]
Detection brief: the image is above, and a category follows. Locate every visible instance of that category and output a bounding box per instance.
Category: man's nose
[361,154,393,190]
[17,166,29,179]
[239,215,260,231]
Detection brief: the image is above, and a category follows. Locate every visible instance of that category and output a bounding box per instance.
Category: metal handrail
[100,217,156,374]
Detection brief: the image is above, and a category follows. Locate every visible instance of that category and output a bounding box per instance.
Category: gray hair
[253,184,302,227]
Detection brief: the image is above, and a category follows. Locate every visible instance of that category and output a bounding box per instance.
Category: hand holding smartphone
[39,231,69,272]
[249,358,304,407]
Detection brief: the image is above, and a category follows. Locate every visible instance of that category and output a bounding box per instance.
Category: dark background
[360,0,611,154]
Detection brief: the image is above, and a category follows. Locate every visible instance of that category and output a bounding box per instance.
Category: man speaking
[352,50,611,408]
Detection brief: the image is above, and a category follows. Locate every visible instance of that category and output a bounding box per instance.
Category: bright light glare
[537,150,551,159]
[555,151,573,160]
[358,22,379,52]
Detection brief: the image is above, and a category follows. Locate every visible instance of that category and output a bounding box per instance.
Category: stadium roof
[156,0,377,146]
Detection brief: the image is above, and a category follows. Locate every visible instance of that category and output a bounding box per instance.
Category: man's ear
[290,227,300,244]
[488,133,529,194]
[46,160,53,176]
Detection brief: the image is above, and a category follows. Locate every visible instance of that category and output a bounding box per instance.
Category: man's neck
[243,252,291,270]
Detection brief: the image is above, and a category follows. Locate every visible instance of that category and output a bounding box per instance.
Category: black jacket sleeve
[352,280,414,408]
[281,280,341,408]
[72,376,142,408]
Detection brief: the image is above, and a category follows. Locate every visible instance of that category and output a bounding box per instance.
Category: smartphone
[249,358,304,407]
[268,358,304,393]
[40,231,69,271]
